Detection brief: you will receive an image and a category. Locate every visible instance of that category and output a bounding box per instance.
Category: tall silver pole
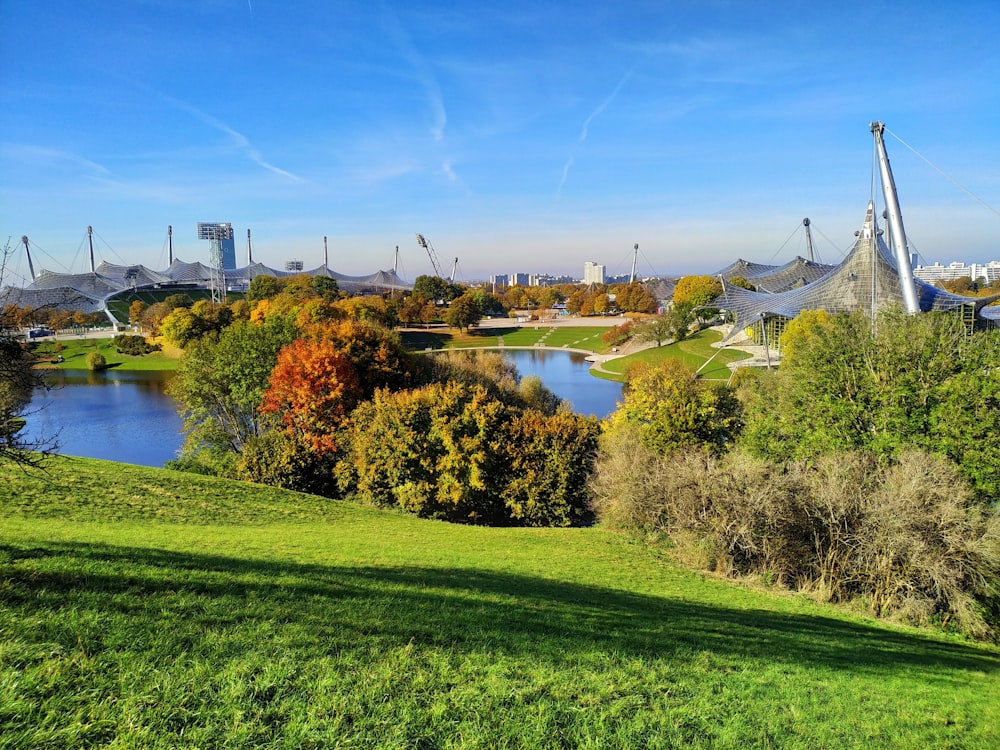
[168,225,173,265]
[630,243,638,284]
[21,235,36,280]
[323,236,328,270]
[871,121,919,314]
[802,218,814,263]
[247,229,253,265]
[87,225,95,274]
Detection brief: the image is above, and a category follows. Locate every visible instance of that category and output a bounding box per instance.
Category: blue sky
[2,0,998,283]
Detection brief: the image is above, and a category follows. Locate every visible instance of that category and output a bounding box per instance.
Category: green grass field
[400,325,612,354]
[594,329,751,381]
[2,457,998,748]
[29,336,180,372]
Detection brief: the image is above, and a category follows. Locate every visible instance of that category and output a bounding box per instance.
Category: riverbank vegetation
[3,456,999,748]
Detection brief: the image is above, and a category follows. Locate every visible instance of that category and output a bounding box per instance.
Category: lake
[22,350,623,468]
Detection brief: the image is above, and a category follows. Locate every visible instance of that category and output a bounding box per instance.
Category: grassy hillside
[2,457,998,748]
[594,328,750,381]
[400,325,612,354]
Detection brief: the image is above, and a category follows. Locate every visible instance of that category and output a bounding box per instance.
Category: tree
[158,307,201,348]
[739,307,1000,500]
[341,382,509,523]
[613,282,658,313]
[411,275,450,304]
[635,314,677,347]
[128,300,147,328]
[308,319,419,398]
[445,293,481,332]
[312,275,340,300]
[169,316,299,468]
[673,276,723,322]
[609,359,742,455]
[260,338,361,454]
[0,334,55,468]
[247,275,280,302]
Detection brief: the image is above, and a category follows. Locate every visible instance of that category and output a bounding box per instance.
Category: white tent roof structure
[0,257,412,323]
[715,201,999,337]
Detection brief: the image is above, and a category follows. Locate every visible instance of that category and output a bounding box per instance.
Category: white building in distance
[914,260,1000,284]
[583,261,606,285]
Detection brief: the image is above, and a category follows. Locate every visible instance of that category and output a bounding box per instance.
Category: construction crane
[415,233,444,278]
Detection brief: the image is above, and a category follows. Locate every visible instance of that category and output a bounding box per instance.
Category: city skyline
[2,1,998,285]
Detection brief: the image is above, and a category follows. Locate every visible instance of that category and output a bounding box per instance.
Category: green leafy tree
[445,293,482,331]
[247,275,281,302]
[0,334,55,467]
[169,316,298,465]
[740,307,1000,500]
[609,358,742,455]
[412,275,452,304]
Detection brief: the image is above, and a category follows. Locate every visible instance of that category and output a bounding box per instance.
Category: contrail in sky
[556,69,634,198]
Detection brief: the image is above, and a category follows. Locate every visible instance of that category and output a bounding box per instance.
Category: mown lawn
[399,325,613,354]
[595,328,751,381]
[30,336,180,372]
[2,457,998,748]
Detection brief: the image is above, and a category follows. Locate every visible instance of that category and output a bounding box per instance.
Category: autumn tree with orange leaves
[260,338,362,454]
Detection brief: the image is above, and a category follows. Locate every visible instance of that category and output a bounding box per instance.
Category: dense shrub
[85,351,106,371]
[113,334,161,356]
[590,437,1000,638]
[341,380,597,526]
[739,308,1000,501]
[236,431,338,496]
[609,358,741,455]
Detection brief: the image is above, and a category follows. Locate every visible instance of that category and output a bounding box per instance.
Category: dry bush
[590,441,1000,638]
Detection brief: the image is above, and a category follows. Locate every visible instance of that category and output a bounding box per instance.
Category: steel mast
[871,121,919,314]
[21,236,36,280]
[802,219,815,263]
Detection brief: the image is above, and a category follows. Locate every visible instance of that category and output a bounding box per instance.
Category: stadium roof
[0,258,412,322]
[715,202,999,338]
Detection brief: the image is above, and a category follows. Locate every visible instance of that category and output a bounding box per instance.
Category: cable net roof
[1,257,412,319]
[716,202,998,333]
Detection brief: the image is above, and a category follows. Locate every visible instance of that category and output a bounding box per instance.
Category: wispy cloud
[379,1,448,144]
[160,94,305,182]
[0,143,111,175]
[556,69,633,198]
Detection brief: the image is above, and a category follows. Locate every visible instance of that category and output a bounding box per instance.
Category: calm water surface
[23,370,184,468]
[24,350,622,467]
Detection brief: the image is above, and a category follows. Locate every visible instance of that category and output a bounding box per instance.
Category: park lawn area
[595,328,751,382]
[400,325,613,354]
[29,336,180,372]
[2,456,998,748]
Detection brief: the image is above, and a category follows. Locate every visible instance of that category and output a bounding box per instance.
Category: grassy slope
[2,457,998,748]
[400,325,612,354]
[594,328,750,381]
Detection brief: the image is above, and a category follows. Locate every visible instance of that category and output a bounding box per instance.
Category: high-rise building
[583,261,606,285]
[196,222,237,270]
[510,272,530,286]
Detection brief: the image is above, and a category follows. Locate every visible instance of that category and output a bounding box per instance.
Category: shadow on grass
[4,541,997,675]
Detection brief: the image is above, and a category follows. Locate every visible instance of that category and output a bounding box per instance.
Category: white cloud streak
[556,69,633,198]
[161,94,305,182]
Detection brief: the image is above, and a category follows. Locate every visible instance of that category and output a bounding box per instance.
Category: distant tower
[197,222,234,303]
[196,222,236,270]
[247,228,253,265]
